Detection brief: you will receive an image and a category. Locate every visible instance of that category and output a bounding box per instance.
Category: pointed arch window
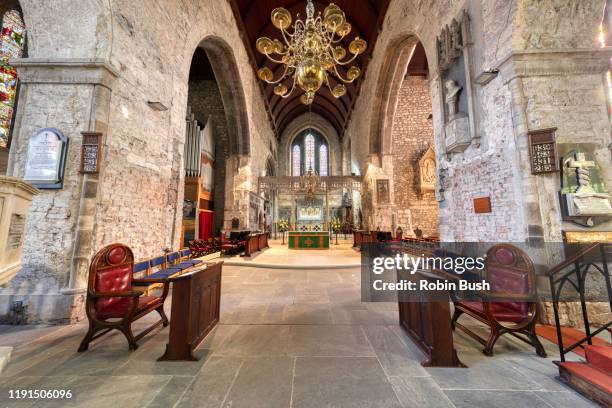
[292,145,301,176]
[0,7,26,149]
[305,134,315,172]
[319,144,328,176]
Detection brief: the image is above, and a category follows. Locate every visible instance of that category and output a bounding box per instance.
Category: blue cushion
[150,256,165,267]
[182,260,202,266]
[181,249,191,258]
[167,252,180,263]
[133,261,149,273]
[175,261,202,269]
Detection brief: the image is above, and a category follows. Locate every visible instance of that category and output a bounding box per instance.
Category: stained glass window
[305,134,315,172]
[0,9,25,149]
[292,145,301,176]
[319,144,328,176]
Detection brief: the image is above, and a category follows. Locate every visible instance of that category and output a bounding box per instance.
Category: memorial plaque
[474,196,492,214]
[528,128,559,175]
[377,180,390,205]
[80,132,102,174]
[24,128,68,189]
[7,213,25,249]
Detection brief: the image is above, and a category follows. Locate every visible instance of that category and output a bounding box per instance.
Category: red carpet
[536,325,611,357]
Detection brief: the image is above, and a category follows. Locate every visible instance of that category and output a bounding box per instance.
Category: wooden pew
[159,261,223,361]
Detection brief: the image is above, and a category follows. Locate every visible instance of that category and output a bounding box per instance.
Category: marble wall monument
[561,150,612,227]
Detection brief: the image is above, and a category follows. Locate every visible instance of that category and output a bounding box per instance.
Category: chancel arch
[369,35,423,157]
[196,36,250,157]
[182,36,254,243]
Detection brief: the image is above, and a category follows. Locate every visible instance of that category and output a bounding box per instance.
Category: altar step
[559,345,612,407]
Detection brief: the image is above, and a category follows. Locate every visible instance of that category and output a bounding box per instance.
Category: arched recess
[279,113,341,176]
[197,36,250,156]
[369,35,423,157]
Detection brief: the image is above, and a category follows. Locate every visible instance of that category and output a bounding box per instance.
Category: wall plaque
[376,179,390,205]
[80,132,102,174]
[24,128,69,189]
[474,196,492,214]
[528,128,559,175]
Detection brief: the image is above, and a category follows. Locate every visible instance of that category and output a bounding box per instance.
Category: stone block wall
[3,0,277,323]
[391,76,439,237]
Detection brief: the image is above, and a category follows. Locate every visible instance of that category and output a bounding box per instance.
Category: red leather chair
[451,244,546,357]
[78,244,170,352]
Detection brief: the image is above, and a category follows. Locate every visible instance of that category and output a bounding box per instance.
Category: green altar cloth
[288,231,330,249]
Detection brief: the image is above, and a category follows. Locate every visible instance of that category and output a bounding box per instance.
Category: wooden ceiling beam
[228,0,278,136]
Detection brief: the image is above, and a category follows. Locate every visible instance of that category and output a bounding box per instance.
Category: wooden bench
[78,244,170,352]
[133,249,204,294]
[451,244,547,357]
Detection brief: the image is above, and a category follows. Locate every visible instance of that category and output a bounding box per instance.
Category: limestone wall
[391,77,439,237]
[4,0,276,323]
[347,0,610,243]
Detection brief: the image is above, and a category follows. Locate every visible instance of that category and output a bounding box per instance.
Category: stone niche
[418,146,436,195]
[436,10,479,155]
[0,176,38,285]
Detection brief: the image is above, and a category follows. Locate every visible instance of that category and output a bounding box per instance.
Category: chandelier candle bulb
[256,0,367,105]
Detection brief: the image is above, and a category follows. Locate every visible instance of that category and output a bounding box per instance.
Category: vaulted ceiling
[229,0,392,139]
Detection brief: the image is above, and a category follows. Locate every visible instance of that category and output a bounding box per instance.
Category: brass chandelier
[256,0,367,105]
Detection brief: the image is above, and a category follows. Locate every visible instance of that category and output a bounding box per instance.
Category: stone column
[1,59,118,324]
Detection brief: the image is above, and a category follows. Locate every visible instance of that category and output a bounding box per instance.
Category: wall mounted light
[147,101,169,111]
[475,69,499,86]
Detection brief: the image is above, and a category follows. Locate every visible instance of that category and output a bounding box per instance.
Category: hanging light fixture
[256,0,367,105]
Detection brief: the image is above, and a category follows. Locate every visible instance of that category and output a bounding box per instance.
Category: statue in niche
[561,150,612,227]
[445,80,462,120]
[418,146,436,194]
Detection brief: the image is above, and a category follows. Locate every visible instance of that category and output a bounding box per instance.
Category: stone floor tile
[289,325,375,357]
[389,376,454,408]
[222,357,293,408]
[426,359,542,391]
[292,357,402,408]
[213,325,290,357]
[533,390,600,407]
[145,376,194,408]
[176,357,243,408]
[362,325,428,377]
[115,341,212,377]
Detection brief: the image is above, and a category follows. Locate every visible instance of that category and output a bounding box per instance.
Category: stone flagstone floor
[0,265,598,408]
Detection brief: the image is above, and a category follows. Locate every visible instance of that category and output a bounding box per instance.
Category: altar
[288,231,330,249]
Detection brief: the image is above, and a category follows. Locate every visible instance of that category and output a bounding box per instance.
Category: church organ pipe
[184,107,204,177]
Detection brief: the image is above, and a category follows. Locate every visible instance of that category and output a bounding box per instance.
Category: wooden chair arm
[89,290,143,298]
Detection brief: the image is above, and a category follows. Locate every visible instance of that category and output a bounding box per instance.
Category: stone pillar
[0,59,118,324]
[499,48,612,325]
[0,177,38,284]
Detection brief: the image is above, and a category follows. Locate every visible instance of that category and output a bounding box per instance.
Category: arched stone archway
[369,35,423,157]
[197,37,250,157]
[278,113,342,176]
